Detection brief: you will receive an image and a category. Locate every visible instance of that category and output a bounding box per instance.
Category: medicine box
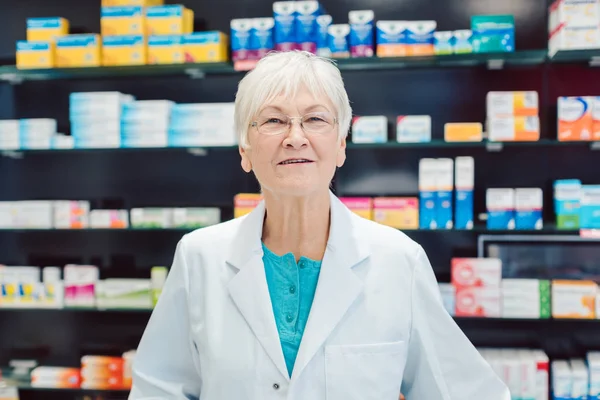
[339,197,373,220]
[455,286,501,317]
[376,21,406,57]
[234,193,263,218]
[404,21,436,56]
[419,158,438,229]
[558,96,594,141]
[455,156,474,230]
[348,10,374,57]
[552,360,573,400]
[316,15,332,57]
[435,158,454,230]
[55,34,101,68]
[102,35,146,66]
[396,115,431,143]
[96,279,153,309]
[64,265,99,308]
[486,188,516,230]
[352,116,387,143]
[552,280,597,319]
[148,35,183,64]
[130,208,172,228]
[146,5,193,35]
[570,359,589,400]
[16,41,54,69]
[444,122,483,142]
[438,283,456,316]
[27,17,69,42]
[549,25,600,57]
[580,185,600,229]
[273,1,296,51]
[90,210,129,229]
[515,188,543,230]
[295,1,322,53]
[471,14,515,53]
[31,367,81,389]
[554,179,581,230]
[593,96,600,140]
[101,6,145,36]
[487,91,539,118]
[172,208,221,228]
[182,31,228,63]
[501,279,551,319]
[451,258,502,288]
[327,24,350,58]
[54,201,90,229]
[251,18,275,59]
[589,352,600,399]
[453,30,473,54]
[0,120,20,150]
[230,19,253,62]
[433,31,453,55]
[549,0,600,32]
[488,116,540,142]
[102,0,163,6]
[373,197,419,229]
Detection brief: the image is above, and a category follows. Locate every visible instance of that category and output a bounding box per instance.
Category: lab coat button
[286,314,294,323]
[273,383,280,390]
[289,285,296,294]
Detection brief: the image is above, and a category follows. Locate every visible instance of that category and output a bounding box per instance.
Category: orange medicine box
[444,123,483,142]
[373,197,419,229]
[558,96,593,141]
[234,193,263,218]
[551,279,597,319]
[339,197,373,220]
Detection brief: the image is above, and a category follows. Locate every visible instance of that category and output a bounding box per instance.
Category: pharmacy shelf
[0,50,547,83]
[549,48,600,65]
[1,139,598,158]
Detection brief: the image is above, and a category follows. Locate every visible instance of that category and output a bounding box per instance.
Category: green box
[557,214,580,230]
[471,15,515,53]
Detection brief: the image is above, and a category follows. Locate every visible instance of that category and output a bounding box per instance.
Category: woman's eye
[307,117,325,122]
[264,118,285,124]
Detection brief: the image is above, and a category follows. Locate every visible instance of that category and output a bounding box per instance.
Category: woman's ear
[336,137,347,168]
[239,146,252,173]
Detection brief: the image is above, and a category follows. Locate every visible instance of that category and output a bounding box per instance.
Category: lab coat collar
[226,190,369,382]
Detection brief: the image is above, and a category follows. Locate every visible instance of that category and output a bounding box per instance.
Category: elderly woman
[130,51,510,400]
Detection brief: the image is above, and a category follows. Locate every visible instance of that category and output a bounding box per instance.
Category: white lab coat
[130,192,510,400]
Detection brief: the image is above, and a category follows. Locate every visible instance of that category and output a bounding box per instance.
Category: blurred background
[0,0,600,399]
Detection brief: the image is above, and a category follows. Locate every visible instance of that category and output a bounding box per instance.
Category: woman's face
[240,86,346,197]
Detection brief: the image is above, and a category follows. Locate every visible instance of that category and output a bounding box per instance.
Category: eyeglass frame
[249,112,339,136]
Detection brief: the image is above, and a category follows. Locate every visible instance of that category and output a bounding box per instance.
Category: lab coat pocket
[325,340,407,400]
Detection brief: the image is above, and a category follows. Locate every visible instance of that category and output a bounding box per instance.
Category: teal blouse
[262,243,322,377]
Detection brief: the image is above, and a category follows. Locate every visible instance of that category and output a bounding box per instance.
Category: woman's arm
[400,246,511,400]
[129,238,202,399]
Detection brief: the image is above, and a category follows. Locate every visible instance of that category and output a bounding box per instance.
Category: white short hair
[234,51,352,149]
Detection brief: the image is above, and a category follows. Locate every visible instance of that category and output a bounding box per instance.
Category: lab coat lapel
[226,202,290,381]
[291,192,369,382]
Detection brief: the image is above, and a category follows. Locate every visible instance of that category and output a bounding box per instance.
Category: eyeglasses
[250,112,338,136]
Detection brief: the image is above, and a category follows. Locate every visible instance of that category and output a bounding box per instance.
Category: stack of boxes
[16,17,69,69]
[70,91,134,148]
[549,0,600,57]
[19,119,58,150]
[486,91,540,142]
[168,102,236,147]
[0,120,20,150]
[486,188,543,230]
[80,355,125,390]
[121,100,173,148]
[452,258,502,318]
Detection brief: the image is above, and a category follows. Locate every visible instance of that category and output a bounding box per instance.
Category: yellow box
[147,35,184,64]
[444,122,483,142]
[55,34,101,68]
[486,91,539,118]
[102,35,146,66]
[552,280,597,319]
[27,17,69,42]
[373,197,419,229]
[101,6,145,36]
[17,41,54,69]
[182,31,228,63]
[146,5,194,35]
[339,197,373,220]
[234,193,263,218]
[102,0,163,5]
